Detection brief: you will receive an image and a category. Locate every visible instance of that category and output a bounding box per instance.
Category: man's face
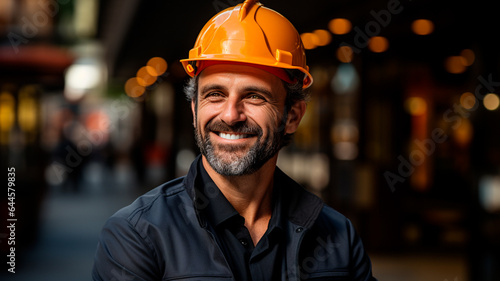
[192,64,298,176]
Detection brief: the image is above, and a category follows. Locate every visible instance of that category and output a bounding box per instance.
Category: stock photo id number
[6,167,16,274]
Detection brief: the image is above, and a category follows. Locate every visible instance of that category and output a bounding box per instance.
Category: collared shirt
[196,159,285,281]
[93,155,378,281]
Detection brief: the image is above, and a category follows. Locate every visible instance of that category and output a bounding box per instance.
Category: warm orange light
[336,46,353,63]
[312,29,332,46]
[460,49,475,66]
[484,93,500,111]
[453,118,473,147]
[460,92,476,110]
[18,86,37,133]
[125,77,145,98]
[147,57,168,76]
[300,33,317,50]
[328,18,352,35]
[136,66,157,86]
[85,111,109,133]
[0,92,15,133]
[445,56,467,74]
[411,19,434,35]
[405,97,427,116]
[84,111,110,145]
[368,36,389,53]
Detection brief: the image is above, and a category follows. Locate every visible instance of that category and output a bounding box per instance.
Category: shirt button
[296,227,303,233]
[240,240,248,246]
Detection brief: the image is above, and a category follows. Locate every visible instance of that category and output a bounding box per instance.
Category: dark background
[1,0,500,280]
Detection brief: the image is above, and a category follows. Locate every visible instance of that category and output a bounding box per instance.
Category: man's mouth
[217,132,254,140]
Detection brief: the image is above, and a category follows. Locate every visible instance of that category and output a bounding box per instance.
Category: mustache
[205,120,262,135]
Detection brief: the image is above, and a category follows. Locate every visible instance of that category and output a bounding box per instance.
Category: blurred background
[1,0,500,280]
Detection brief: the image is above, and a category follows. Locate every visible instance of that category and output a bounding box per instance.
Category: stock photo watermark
[340,0,405,54]
[281,233,343,280]
[385,74,500,192]
[5,167,17,273]
[8,0,70,53]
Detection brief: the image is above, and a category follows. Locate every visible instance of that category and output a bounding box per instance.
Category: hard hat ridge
[238,0,258,21]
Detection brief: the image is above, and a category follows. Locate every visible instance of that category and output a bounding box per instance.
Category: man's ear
[191,99,196,127]
[285,100,307,135]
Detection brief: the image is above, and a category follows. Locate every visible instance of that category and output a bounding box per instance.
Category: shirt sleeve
[92,215,160,281]
[347,219,378,281]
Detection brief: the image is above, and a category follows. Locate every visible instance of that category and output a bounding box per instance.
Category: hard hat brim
[180,58,313,89]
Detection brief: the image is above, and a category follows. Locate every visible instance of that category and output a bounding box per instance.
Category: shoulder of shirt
[314,203,354,231]
[319,204,348,221]
[109,176,189,227]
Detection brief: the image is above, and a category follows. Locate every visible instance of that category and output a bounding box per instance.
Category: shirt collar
[184,154,323,230]
[196,158,240,227]
[194,156,285,232]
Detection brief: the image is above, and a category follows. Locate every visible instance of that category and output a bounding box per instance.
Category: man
[93,1,377,280]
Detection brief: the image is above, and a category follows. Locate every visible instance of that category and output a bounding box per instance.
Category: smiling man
[93,1,377,280]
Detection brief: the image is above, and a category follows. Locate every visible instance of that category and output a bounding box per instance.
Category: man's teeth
[219,133,247,140]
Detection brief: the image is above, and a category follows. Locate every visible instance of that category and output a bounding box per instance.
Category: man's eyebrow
[199,83,227,95]
[199,84,274,98]
[242,86,273,98]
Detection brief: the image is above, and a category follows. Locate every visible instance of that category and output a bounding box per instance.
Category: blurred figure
[51,107,84,192]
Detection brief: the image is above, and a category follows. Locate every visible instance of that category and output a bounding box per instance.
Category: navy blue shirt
[93,155,378,280]
[196,160,285,281]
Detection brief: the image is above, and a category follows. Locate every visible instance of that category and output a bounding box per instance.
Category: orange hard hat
[180,0,313,88]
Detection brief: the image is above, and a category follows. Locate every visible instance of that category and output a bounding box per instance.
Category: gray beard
[195,120,286,176]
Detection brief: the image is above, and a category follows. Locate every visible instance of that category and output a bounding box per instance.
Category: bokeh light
[460,92,476,110]
[312,29,332,46]
[405,97,427,116]
[334,142,358,160]
[445,56,467,74]
[125,77,145,98]
[17,86,38,133]
[411,19,434,35]
[136,66,157,87]
[331,63,359,93]
[300,33,317,50]
[0,92,15,137]
[332,121,359,143]
[368,36,389,53]
[336,46,353,63]
[453,118,473,147]
[483,93,500,110]
[460,49,475,66]
[65,64,102,91]
[146,57,168,76]
[328,18,352,35]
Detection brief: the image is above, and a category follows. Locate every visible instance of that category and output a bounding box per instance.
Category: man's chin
[204,153,249,176]
[211,149,248,162]
[214,142,251,153]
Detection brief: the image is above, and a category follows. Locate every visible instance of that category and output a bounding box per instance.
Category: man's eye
[248,94,264,100]
[206,92,223,98]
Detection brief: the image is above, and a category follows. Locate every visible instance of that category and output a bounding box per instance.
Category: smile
[218,132,252,140]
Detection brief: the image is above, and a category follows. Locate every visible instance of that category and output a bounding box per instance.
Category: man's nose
[220,97,247,126]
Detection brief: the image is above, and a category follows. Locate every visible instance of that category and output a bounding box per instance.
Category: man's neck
[201,156,277,245]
